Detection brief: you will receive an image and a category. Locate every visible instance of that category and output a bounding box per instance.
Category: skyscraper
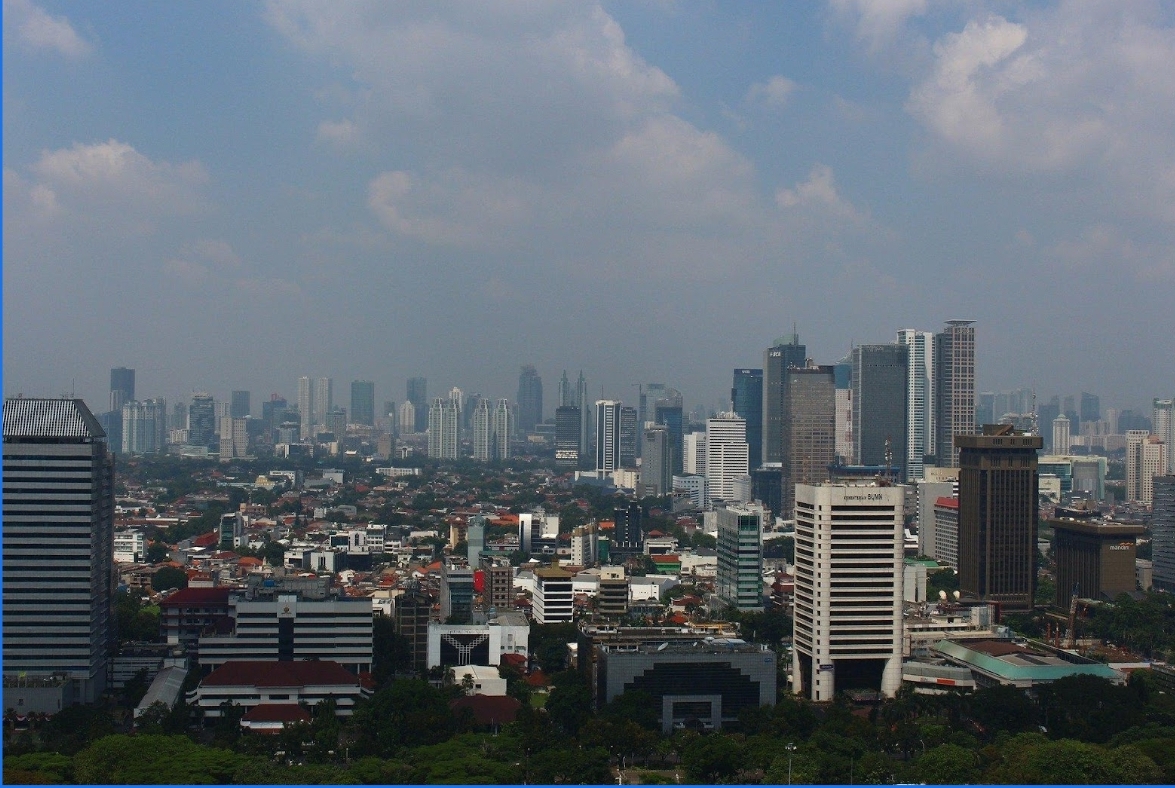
[1038,396,1061,452]
[1153,399,1175,474]
[121,398,167,455]
[350,380,375,426]
[517,365,543,435]
[230,390,251,419]
[555,405,581,469]
[781,365,836,517]
[1080,392,1100,425]
[851,344,908,479]
[472,399,493,460]
[897,329,935,481]
[298,376,313,439]
[705,412,749,504]
[762,332,807,465]
[3,398,114,704]
[558,370,573,407]
[188,393,216,447]
[732,369,764,471]
[110,367,135,413]
[596,401,621,473]
[957,425,1042,613]
[427,397,459,460]
[716,504,765,612]
[641,425,672,497]
[1126,430,1167,505]
[1152,476,1175,592]
[653,388,684,476]
[312,377,333,431]
[619,406,638,468]
[934,320,976,467]
[407,377,428,433]
[491,399,512,460]
[575,371,590,460]
[398,401,416,436]
[833,356,853,465]
[1052,415,1071,456]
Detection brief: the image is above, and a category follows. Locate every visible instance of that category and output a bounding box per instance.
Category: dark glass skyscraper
[619,406,638,468]
[653,388,683,476]
[407,377,428,433]
[1080,392,1100,424]
[230,389,251,419]
[517,365,543,435]
[934,320,975,467]
[732,368,763,471]
[555,405,581,469]
[762,333,807,466]
[851,345,908,479]
[781,365,835,517]
[350,380,375,426]
[110,367,135,413]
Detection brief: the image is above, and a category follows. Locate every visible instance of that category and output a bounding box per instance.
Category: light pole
[786,742,797,785]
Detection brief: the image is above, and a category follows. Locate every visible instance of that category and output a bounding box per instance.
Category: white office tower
[705,412,749,504]
[219,416,248,459]
[492,399,512,459]
[297,376,313,439]
[398,400,416,436]
[793,483,904,702]
[596,400,622,472]
[1127,430,1167,505]
[1052,415,1071,456]
[472,399,492,460]
[716,504,765,611]
[312,377,333,432]
[896,329,935,481]
[428,397,459,459]
[1154,399,1175,474]
[683,431,707,475]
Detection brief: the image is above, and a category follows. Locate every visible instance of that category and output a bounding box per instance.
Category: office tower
[705,412,749,504]
[1080,392,1100,425]
[440,562,475,624]
[558,370,573,407]
[781,365,836,517]
[897,329,936,480]
[311,377,333,430]
[792,483,904,702]
[1051,517,1144,610]
[1126,430,1167,505]
[219,416,248,459]
[653,389,684,475]
[188,393,216,447]
[750,464,784,521]
[121,398,167,455]
[398,401,417,436]
[230,390,251,419]
[732,369,764,471]
[762,332,807,465]
[571,523,598,567]
[851,344,909,479]
[638,383,667,441]
[934,320,976,467]
[596,401,622,472]
[613,502,643,554]
[472,399,492,460]
[619,406,638,468]
[833,356,853,464]
[383,401,400,437]
[716,504,765,612]
[1052,415,1071,456]
[491,399,512,460]
[517,365,543,435]
[3,398,114,704]
[262,395,288,436]
[407,377,428,433]
[1038,396,1060,451]
[596,567,629,617]
[350,380,375,426]
[933,496,960,570]
[297,376,313,439]
[480,555,515,611]
[532,568,574,625]
[324,408,347,439]
[642,425,672,497]
[428,397,459,459]
[957,425,1043,613]
[916,479,957,559]
[975,392,995,429]
[575,371,591,460]
[683,431,707,475]
[1062,395,1078,429]
[467,516,487,565]
[110,367,135,412]
[1153,476,1175,592]
[555,405,581,469]
[1154,399,1175,474]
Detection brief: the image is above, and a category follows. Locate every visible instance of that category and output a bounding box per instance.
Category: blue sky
[4,0,1174,416]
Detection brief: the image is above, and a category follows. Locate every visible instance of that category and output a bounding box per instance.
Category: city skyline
[5,3,1175,412]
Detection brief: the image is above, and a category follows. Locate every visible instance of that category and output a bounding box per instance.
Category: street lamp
[785,742,797,785]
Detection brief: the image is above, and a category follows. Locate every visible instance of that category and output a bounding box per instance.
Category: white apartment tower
[792,483,904,702]
[705,412,749,504]
[896,329,935,480]
[1052,415,1071,457]
[297,376,313,439]
[472,399,492,460]
[398,401,416,436]
[1154,399,1174,474]
[1127,430,1168,505]
[492,399,512,460]
[428,397,460,459]
[683,431,707,475]
[596,400,622,473]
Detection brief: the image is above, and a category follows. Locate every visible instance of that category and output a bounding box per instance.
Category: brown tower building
[781,364,836,517]
[957,425,1043,613]
[1051,517,1143,609]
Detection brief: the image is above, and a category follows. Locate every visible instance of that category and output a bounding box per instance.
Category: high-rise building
[297,376,313,440]
[705,412,749,504]
[575,372,591,460]
[3,398,114,704]
[897,329,935,480]
[1051,517,1144,610]
[653,390,684,476]
[957,425,1042,613]
[1153,399,1175,474]
[517,365,543,435]
[323,408,346,440]
[976,392,995,430]
[491,399,512,460]
[792,483,904,702]
[219,416,248,459]
[428,397,460,460]
[641,425,672,497]
[1126,430,1167,505]
[555,405,581,469]
[121,398,167,455]
[1038,396,1061,452]
[1052,415,1071,456]
[683,431,707,475]
[312,377,333,431]
[1080,392,1100,425]
[407,377,428,433]
[398,401,417,436]
[188,393,216,448]
[781,365,836,517]
[262,395,288,439]
[440,562,474,624]
[637,384,667,446]
[613,502,643,555]
[230,390,251,419]
[350,380,375,426]
[1152,476,1175,592]
[833,356,853,464]
[110,367,136,413]
[934,320,976,467]
[619,406,638,468]
[596,401,622,473]
[558,370,573,407]
[472,399,493,460]
[851,344,908,479]
[716,504,765,612]
[762,332,807,465]
[730,369,763,472]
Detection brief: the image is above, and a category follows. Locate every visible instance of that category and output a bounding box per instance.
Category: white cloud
[316,118,358,147]
[829,0,930,49]
[746,75,797,109]
[4,0,91,58]
[1046,224,1174,282]
[776,164,867,224]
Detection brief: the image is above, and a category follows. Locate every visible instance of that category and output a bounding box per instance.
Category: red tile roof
[193,532,219,548]
[935,496,959,509]
[241,704,311,723]
[159,587,231,608]
[202,660,361,688]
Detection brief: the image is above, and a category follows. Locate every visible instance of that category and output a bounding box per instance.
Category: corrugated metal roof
[3,398,106,440]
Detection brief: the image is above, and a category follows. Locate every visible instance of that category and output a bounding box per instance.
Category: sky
[4,0,1174,418]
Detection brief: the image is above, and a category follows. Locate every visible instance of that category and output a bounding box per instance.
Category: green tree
[913,742,980,784]
[967,683,1037,738]
[372,614,412,686]
[72,734,246,784]
[347,679,459,757]
[601,689,660,731]
[151,565,188,592]
[545,670,593,736]
[146,541,171,563]
[1036,674,1146,742]
[40,702,116,755]
[682,734,748,783]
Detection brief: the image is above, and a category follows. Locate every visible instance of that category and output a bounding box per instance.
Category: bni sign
[818,664,834,672]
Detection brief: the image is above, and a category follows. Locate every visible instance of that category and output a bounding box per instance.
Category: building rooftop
[159,587,232,607]
[3,398,105,440]
[201,660,361,688]
[934,639,1124,684]
[241,703,312,723]
[1048,518,1145,537]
